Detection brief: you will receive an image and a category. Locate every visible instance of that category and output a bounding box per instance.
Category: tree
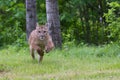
[26,0,37,40]
[46,0,62,48]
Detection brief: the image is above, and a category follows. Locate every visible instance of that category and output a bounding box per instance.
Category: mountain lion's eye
[44,31,46,33]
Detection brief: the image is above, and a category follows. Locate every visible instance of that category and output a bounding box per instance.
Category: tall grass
[0,44,120,80]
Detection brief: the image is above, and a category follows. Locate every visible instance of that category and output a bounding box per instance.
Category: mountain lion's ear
[36,23,40,29]
[36,23,39,27]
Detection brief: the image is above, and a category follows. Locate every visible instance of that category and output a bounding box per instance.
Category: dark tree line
[59,0,120,45]
[0,0,120,47]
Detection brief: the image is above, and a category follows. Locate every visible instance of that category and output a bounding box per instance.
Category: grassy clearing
[0,44,120,80]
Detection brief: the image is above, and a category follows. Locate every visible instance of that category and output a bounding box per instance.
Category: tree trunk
[26,0,37,40]
[46,0,62,48]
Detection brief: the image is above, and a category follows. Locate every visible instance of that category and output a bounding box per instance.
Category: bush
[104,2,120,42]
[0,0,25,46]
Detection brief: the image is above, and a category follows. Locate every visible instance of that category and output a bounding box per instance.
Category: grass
[0,44,120,80]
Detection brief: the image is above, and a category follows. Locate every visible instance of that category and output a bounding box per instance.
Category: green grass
[0,44,120,80]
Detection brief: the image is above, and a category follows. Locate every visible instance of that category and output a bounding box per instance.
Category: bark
[26,0,37,40]
[46,0,62,48]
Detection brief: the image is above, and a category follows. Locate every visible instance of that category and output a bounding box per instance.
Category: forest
[0,0,120,47]
[0,0,120,80]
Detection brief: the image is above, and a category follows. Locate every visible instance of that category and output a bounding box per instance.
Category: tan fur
[28,23,54,62]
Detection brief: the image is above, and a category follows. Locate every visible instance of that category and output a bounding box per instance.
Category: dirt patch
[0,64,9,74]
[0,70,4,73]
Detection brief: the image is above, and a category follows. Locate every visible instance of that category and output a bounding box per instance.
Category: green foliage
[36,0,46,24]
[13,33,28,48]
[0,0,26,46]
[104,2,120,42]
[59,0,108,44]
[59,0,120,45]
[0,0,120,47]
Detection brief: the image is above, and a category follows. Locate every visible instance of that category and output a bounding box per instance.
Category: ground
[0,45,120,80]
